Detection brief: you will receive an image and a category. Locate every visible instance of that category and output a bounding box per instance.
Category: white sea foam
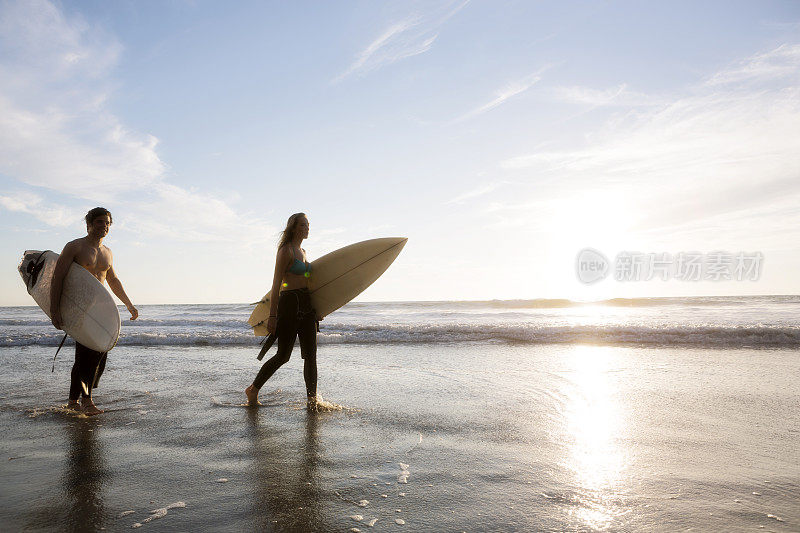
[398,463,410,484]
[4,297,800,349]
[142,508,167,523]
[129,501,185,528]
[26,405,86,419]
[309,394,348,412]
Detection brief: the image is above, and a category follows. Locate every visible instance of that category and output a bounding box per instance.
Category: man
[50,207,138,415]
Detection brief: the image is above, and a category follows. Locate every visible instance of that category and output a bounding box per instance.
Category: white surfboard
[18,250,121,353]
[248,237,407,336]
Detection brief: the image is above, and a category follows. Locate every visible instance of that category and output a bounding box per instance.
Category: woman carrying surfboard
[246,213,319,409]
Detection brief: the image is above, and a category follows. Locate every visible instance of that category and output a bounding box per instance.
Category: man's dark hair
[85,207,112,226]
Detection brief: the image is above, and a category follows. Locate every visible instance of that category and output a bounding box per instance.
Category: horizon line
[1,293,797,308]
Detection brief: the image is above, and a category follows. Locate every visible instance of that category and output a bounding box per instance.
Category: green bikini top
[287,248,311,276]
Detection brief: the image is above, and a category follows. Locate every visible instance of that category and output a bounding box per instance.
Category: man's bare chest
[74,247,111,275]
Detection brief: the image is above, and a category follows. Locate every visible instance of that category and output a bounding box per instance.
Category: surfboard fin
[51,334,67,372]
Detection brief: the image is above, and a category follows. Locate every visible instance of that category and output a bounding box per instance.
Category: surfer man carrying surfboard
[50,207,138,416]
[246,213,319,410]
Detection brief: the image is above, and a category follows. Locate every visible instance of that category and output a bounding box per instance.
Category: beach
[2,0,799,530]
[1,299,799,531]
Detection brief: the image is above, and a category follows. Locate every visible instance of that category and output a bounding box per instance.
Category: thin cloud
[552,83,662,107]
[445,182,501,204]
[0,0,162,200]
[0,191,79,227]
[0,0,274,246]
[332,20,424,84]
[125,183,278,247]
[0,94,165,200]
[454,67,549,122]
[546,84,666,126]
[333,0,468,83]
[703,43,800,87]
[0,0,119,79]
[499,44,800,236]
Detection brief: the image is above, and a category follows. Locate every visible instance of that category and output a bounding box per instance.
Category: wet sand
[1,343,799,531]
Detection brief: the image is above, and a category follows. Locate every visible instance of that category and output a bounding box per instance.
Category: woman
[246,213,318,409]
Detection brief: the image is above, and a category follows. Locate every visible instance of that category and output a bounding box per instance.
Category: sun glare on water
[563,345,628,530]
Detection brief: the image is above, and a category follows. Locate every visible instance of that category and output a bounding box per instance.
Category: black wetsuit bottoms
[69,342,107,401]
[253,288,317,397]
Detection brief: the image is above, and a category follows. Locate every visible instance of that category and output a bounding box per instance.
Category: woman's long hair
[278,212,306,250]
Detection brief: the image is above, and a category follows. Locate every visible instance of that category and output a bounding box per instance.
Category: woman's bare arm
[268,247,291,318]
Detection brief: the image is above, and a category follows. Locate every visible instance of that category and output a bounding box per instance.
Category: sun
[535,190,642,300]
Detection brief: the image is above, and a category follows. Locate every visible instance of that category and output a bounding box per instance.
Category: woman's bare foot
[80,398,104,416]
[66,400,80,411]
[245,385,261,407]
[306,395,318,412]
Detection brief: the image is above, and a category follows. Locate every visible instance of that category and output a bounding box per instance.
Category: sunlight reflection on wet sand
[564,345,628,530]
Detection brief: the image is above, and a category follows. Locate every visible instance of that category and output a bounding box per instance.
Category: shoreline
[1,343,798,531]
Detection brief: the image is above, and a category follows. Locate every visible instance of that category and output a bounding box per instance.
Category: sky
[1,0,799,305]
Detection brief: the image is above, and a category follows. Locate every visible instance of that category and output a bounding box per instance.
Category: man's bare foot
[245,385,261,407]
[80,398,103,416]
[66,400,80,411]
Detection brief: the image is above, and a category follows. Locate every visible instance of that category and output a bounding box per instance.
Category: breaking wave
[2,323,799,349]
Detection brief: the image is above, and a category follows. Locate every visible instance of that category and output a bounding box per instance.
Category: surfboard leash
[52,333,67,372]
[256,333,277,361]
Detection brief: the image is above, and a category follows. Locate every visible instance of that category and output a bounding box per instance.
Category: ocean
[2,295,800,349]
[1,296,798,531]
